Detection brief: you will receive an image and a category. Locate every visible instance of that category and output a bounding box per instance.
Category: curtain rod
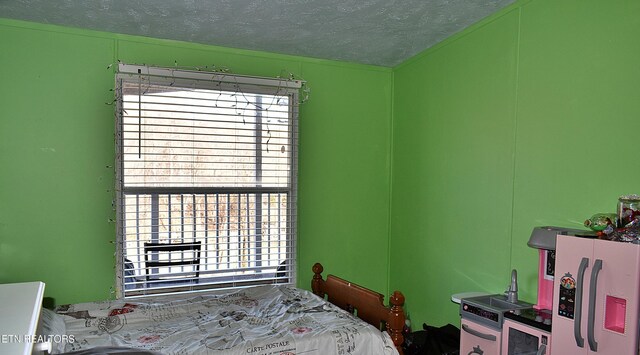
[118,63,304,90]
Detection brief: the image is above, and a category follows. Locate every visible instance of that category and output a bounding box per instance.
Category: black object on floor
[403,322,460,355]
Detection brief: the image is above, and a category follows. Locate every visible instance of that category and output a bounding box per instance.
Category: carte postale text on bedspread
[246,340,292,354]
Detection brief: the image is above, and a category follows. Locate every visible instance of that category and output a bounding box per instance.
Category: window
[114,64,301,297]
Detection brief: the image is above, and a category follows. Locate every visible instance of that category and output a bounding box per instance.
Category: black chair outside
[144,241,202,287]
[124,258,144,290]
[276,259,289,283]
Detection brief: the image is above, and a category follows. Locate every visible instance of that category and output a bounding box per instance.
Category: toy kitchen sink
[459,293,534,355]
[461,269,533,330]
[460,293,533,330]
[459,269,535,355]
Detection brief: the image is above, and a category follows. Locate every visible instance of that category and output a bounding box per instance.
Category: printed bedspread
[53,285,399,355]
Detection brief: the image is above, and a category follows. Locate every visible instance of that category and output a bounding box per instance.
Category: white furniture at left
[0,282,48,355]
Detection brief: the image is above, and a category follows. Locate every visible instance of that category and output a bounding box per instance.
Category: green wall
[391,0,640,327]
[0,19,393,305]
[2,0,640,330]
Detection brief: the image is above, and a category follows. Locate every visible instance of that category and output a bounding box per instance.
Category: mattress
[49,284,398,355]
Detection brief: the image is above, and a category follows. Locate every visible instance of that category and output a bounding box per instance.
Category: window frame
[113,64,301,298]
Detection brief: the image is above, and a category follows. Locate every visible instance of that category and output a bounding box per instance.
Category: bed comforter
[52,285,398,355]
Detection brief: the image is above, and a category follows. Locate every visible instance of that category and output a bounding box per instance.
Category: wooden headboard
[311,263,405,354]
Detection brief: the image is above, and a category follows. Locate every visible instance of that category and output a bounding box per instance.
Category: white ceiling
[0,0,515,67]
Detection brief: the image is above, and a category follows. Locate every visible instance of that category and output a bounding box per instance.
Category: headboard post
[311,263,325,297]
[311,263,406,355]
[388,291,406,354]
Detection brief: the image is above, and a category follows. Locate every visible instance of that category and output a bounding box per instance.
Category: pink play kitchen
[458,194,640,355]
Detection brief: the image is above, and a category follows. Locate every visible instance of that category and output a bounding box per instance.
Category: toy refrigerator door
[551,235,593,355]
[587,238,640,354]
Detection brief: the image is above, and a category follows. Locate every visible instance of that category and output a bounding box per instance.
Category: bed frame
[311,263,406,355]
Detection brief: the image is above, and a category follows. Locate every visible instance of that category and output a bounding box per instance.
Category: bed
[42,263,406,355]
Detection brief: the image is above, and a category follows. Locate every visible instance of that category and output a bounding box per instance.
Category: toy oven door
[501,319,551,355]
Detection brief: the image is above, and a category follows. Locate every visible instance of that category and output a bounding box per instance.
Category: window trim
[113,63,301,298]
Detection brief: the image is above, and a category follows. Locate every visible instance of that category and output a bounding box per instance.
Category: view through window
[114,65,300,297]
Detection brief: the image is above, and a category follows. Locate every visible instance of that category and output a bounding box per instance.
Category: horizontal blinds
[115,64,299,297]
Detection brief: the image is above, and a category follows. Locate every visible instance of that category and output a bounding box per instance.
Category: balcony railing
[121,191,292,296]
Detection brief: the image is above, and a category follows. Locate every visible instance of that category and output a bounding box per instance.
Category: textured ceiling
[0,0,515,67]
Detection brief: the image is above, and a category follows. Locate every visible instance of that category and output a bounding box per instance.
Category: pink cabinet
[460,318,501,355]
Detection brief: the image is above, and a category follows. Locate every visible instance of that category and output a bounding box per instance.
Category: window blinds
[114,64,301,297]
